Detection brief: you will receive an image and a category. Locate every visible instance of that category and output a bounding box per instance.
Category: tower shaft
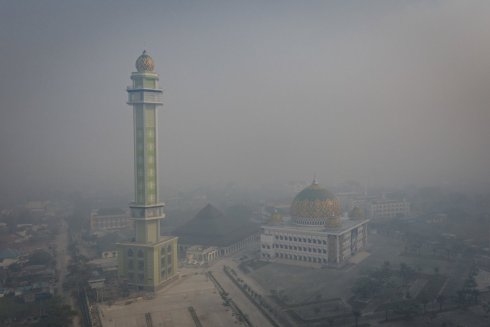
[118,52,178,291]
[127,72,164,243]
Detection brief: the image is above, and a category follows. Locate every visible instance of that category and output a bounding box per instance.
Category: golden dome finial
[136,50,155,72]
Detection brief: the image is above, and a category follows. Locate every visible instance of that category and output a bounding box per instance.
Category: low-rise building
[368,199,410,219]
[90,208,130,232]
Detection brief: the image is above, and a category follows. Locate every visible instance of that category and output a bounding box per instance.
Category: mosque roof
[173,204,260,247]
[293,181,335,202]
[290,180,340,221]
[96,208,125,216]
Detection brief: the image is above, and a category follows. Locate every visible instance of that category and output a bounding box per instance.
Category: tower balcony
[127,88,163,105]
[129,202,165,219]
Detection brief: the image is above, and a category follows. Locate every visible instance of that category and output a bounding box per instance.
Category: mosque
[260,179,369,267]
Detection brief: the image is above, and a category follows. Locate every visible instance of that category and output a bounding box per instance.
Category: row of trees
[352,261,417,300]
[0,296,76,327]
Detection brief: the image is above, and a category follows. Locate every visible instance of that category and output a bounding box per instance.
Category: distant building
[335,192,378,214]
[367,199,409,219]
[25,201,49,216]
[90,208,130,232]
[260,180,369,268]
[425,213,447,224]
[174,204,260,258]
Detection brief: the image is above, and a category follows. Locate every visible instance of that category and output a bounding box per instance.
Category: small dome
[349,206,364,220]
[135,50,155,72]
[268,211,283,225]
[290,180,341,227]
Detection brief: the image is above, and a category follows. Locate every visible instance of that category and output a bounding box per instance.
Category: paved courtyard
[98,270,243,327]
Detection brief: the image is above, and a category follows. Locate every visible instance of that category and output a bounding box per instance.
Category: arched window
[137,249,144,258]
[127,249,134,257]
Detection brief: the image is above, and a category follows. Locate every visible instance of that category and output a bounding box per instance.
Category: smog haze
[1,0,490,197]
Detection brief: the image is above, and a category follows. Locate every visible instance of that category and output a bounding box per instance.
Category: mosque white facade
[260,180,369,267]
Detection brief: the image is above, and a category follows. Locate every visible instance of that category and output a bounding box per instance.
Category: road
[54,219,81,327]
[209,260,277,327]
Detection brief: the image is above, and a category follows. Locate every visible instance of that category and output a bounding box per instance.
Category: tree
[352,309,362,327]
[392,301,419,320]
[352,277,381,299]
[28,250,54,266]
[419,293,430,314]
[436,295,445,312]
[35,297,76,327]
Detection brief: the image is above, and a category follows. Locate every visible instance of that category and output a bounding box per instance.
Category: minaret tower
[118,51,178,291]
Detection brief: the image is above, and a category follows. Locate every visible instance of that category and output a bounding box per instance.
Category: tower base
[117,236,178,291]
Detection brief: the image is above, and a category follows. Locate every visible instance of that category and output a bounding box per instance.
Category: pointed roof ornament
[135,50,155,72]
[312,173,319,185]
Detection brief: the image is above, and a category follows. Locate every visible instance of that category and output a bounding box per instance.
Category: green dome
[290,181,341,227]
[293,182,335,202]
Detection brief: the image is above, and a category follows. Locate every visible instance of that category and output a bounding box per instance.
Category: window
[137,250,144,258]
[127,249,134,257]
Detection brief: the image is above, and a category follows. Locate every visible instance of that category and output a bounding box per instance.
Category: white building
[367,199,410,219]
[260,181,369,267]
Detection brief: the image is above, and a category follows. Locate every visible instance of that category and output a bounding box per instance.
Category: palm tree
[352,309,361,327]
[436,295,445,312]
[420,296,429,314]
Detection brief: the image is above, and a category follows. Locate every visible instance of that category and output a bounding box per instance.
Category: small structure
[185,246,218,265]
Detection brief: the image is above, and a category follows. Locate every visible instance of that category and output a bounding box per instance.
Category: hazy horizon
[1,0,490,199]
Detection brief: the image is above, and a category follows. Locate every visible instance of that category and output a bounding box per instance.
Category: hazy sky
[1,0,489,196]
